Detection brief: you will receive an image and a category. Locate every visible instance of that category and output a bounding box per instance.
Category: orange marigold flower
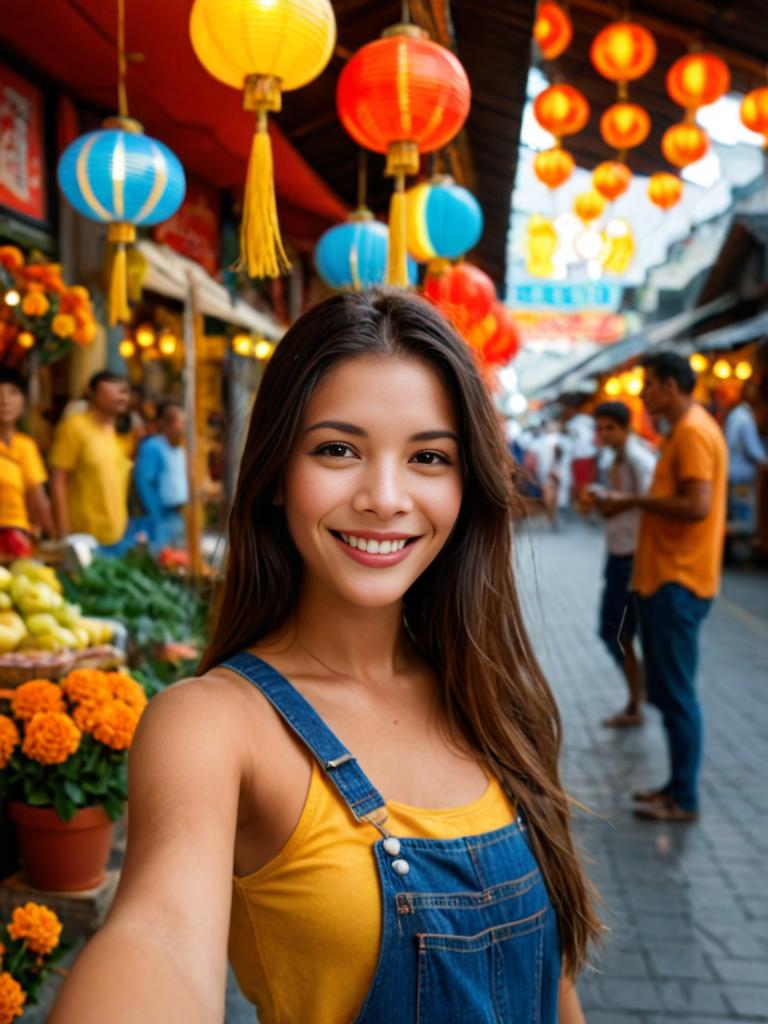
[10,679,65,722]
[105,673,148,712]
[0,715,20,769]
[51,313,76,338]
[71,700,101,734]
[0,246,24,272]
[20,291,49,317]
[91,699,141,751]
[0,970,26,1023]
[60,669,111,707]
[22,712,81,765]
[7,903,62,956]
[72,319,97,346]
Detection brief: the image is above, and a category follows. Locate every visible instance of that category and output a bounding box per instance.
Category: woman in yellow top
[52,294,600,1023]
[0,370,53,557]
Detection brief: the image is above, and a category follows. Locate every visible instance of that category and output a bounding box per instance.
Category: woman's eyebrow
[304,421,459,444]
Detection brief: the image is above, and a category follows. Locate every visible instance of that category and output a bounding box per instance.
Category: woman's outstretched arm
[50,678,244,1023]
[559,975,586,1024]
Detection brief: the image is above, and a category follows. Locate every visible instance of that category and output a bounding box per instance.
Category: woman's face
[282,354,463,610]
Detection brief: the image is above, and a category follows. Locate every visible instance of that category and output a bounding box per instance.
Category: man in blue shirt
[724,380,766,530]
[133,400,189,553]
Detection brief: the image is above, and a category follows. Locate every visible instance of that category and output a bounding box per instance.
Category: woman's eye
[411,450,451,466]
[313,442,356,459]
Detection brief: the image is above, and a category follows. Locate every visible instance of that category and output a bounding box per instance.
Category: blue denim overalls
[225,652,562,1023]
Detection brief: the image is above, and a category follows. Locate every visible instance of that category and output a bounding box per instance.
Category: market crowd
[0,368,189,560]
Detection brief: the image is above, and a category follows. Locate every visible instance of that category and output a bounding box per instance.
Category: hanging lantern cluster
[337,24,471,287]
[532,84,589,192]
[405,177,483,263]
[190,0,336,279]
[533,2,573,61]
[662,52,729,170]
[315,209,417,291]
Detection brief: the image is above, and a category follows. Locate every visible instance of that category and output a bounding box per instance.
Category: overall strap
[223,651,387,824]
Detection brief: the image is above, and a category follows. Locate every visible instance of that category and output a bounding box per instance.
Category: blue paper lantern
[57,117,186,323]
[406,177,483,262]
[315,211,417,291]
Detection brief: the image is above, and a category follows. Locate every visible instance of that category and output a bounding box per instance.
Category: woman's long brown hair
[200,291,601,974]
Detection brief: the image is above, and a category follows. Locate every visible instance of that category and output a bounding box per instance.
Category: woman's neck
[0,424,16,444]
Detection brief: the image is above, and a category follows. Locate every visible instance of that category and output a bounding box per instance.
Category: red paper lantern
[648,172,683,210]
[592,160,632,200]
[741,86,768,139]
[534,3,573,60]
[533,84,590,138]
[534,147,575,188]
[600,103,651,150]
[424,262,496,332]
[573,190,607,222]
[482,304,520,366]
[667,53,730,111]
[591,22,657,83]
[662,122,709,168]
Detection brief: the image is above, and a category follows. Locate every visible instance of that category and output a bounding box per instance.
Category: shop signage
[0,62,47,222]
[509,282,622,311]
[154,178,220,276]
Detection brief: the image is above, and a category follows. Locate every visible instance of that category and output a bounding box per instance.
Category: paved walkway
[517,518,768,1024]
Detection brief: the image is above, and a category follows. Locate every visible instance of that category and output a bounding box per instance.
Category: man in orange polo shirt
[598,351,727,822]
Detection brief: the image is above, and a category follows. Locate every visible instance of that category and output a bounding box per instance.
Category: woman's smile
[329,529,420,566]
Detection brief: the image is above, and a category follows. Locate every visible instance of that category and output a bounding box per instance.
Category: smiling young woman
[51,292,600,1024]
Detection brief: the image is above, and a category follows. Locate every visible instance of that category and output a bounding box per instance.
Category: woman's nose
[351,461,414,519]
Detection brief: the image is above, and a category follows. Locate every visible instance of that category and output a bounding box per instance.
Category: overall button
[383,836,401,856]
[391,858,410,876]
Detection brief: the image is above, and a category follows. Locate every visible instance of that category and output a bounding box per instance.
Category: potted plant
[0,670,147,891]
[0,901,64,1023]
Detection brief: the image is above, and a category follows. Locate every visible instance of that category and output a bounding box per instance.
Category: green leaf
[63,780,85,805]
[52,790,76,821]
[25,786,51,806]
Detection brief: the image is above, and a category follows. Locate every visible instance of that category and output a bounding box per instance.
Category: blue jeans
[223,652,562,1023]
[599,554,637,664]
[637,583,712,811]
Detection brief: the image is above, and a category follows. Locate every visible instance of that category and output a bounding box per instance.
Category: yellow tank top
[229,759,515,1024]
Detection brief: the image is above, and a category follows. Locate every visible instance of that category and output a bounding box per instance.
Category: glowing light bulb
[4,289,20,307]
[159,334,178,357]
[604,376,621,396]
[689,353,708,373]
[232,333,253,357]
[254,339,274,360]
[734,360,752,381]
[119,338,136,359]
[136,324,156,348]
[17,331,34,349]
[712,358,731,380]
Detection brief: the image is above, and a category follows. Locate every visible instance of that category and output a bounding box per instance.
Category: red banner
[0,62,46,222]
[154,178,221,276]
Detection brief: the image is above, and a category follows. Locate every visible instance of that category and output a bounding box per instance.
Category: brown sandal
[602,711,644,728]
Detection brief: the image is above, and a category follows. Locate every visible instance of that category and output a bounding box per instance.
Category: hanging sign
[154,179,221,276]
[510,282,622,311]
[0,62,47,222]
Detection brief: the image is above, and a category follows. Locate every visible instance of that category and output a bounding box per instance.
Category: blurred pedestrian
[116,385,149,462]
[597,352,727,822]
[0,369,54,556]
[590,401,656,728]
[724,378,766,531]
[132,399,188,553]
[49,370,132,552]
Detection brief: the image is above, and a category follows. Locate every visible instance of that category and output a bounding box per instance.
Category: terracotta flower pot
[9,802,114,892]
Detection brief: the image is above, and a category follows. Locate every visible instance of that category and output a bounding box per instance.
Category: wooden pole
[183,272,204,578]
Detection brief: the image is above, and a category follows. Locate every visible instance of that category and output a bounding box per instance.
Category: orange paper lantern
[662,122,709,168]
[534,2,573,60]
[600,103,651,150]
[590,22,657,83]
[534,147,575,188]
[574,190,607,222]
[423,262,496,332]
[667,53,730,111]
[483,304,520,366]
[592,160,632,200]
[533,84,590,138]
[741,86,768,139]
[648,172,683,210]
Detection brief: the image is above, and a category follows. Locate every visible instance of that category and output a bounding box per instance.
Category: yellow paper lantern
[574,190,607,223]
[712,358,731,380]
[689,353,708,373]
[190,0,336,279]
[735,361,753,381]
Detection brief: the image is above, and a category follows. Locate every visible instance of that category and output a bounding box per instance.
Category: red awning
[1,0,348,233]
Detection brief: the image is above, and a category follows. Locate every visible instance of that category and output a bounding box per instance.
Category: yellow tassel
[386,177,409,288]
[239,118,290,279]
[106,223,135,326]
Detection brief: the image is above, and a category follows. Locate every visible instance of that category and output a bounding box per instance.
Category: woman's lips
[330,531,418,568]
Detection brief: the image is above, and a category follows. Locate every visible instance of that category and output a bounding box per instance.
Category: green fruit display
[0,566,13,592]
[10,559,63,594]
[0,592,11,610]
[0,611,27,652]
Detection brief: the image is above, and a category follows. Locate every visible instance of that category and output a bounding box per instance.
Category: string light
[734,361,753,381]
[689,353,708,373]
[712,358,731,380]
[135,324,156,348]
[119,338,136,359]
[17,331,34,349]
[254,339,275,360]
[232,332,253,357]
[4,289,20,307]
[158,333,178,356]
[604,376,621,396]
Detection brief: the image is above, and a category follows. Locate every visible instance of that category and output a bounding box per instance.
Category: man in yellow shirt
[598,352,727,822]
[49,370,131,550]
[0,370,53,556]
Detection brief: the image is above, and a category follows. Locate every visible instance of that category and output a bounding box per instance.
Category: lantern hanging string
[357,149,368,209]
[117,0,129,119]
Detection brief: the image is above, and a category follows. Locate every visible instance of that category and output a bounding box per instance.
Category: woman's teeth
[338,533,408,554]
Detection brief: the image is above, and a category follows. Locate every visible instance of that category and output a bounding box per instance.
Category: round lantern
[590,22,657,83]
[58,118,185,324]
[533,84,590,139]
[315,210,417,290]
[741,86,768,142]
[405,177,483,262]
[534,3,573,61]
[423,262,495,331]
[190,0,336,279]
[534,147,575,189]
[574,190,607,223]
[526,215,558,278]
[662,122,709,168]
[666,53,730,111]
[592,160,632,200]
[648,172,683,210]
[337,25,471,287]
[600,103,651,151]
[482,304,520,366]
